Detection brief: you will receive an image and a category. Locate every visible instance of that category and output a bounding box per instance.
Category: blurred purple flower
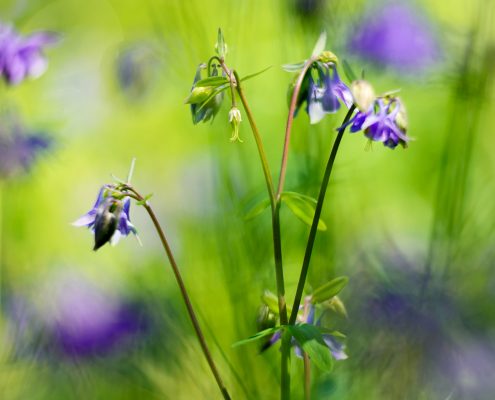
[0,123,52,179]
[48,275,148,358]
[73,186,138,250]
[343,97,409,149]
[348,2,440,72]
[0,22,59,85]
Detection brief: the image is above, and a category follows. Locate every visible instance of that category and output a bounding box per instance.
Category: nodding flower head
[344,96,410,149]
[293,63,353,125]
[0,22,59,85]
[187,63,224,124]
[73,185,137,251]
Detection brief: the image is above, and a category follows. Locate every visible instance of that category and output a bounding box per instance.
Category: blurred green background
[1,0,494,399]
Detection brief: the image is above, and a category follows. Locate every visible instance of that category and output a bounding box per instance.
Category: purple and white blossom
[73,185,138,250]
[0,22,59,85]
[298,64,353,124]
[345,97,409,149]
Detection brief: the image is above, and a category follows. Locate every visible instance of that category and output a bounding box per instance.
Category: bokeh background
[1,0,494,399]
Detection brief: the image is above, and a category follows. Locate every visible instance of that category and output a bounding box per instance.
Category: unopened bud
[351,80,375,112]
[93,198,122,251]
[228,106,243,142]
[184,86,213,105]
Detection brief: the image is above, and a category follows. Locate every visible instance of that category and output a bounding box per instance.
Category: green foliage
[281,191,327,231]
[288,324,334,372]
[312,276,349,304]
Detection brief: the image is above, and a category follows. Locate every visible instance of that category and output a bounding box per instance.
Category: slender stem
[128,188,231,400]
[303,352,311,400]
[289,106,355,325]
[232,70,290,399]
[276,57,317,200]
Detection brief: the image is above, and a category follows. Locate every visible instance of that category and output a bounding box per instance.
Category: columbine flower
[0,22,59,85]
[228,106,242,142]
[73,185,137,251]
[294,63,353,125]
[348,3,440,72]
[187,63,224,124]
[264,295,347,360]
[344,97,409,149]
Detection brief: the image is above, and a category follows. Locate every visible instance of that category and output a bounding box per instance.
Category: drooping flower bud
[351,80,376,112]
[228,106,242,142]
[93,198,122,251]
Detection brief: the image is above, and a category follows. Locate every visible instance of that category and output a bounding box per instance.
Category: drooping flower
[228,106,242,142]
[187,63,224,124]
[348,3,440,72]
[344,97,409,149]
[293,63,353,124]
[0,22,59,85]
[73,185,138,250]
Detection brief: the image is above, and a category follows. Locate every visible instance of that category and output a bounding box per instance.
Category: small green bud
[257,305,277,331]
[228,106,242,142]
[184,86,213,104]
[318,50,339,65]
[322,296,348,318]
[351,80,376,112]
[215,28,228,59]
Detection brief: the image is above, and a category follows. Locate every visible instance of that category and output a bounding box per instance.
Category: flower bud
[351,80,375,112]
[257,304,277,331]
[228,106,243,142]
[318,50,339,64]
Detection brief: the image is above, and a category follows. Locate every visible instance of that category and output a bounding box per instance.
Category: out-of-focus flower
[73,185,137,251]
[348,3,440,72]
[0,122,52,179]
[263,295,347,360]
[343,96,409,149]
[0,22,59,85]
[116,42,161,101]
[295,64,353,124]
[350,80,375,112]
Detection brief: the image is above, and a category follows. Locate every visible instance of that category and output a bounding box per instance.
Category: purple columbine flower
[73,186,138,251]
[348,3,440,72]
[266,296,348,361]
[344,97,409,149]
[297,64,353,125]
[0,22,59,85]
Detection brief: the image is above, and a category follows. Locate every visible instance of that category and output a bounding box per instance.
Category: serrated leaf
[244,197,271,220]
[312,276,348,304]
[281,192,327,231]
[288,324,334,372]
[311,31,327,57]
[282,61,306,72]
[232,327,280,347]
[342,59,358,83]
[194,76,229,88]
[240,65,272,82]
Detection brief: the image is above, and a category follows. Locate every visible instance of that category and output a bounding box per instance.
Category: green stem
[127,187,231,400]
[289,106,355,325]
[233,70,290,399]
[276,57,317,200]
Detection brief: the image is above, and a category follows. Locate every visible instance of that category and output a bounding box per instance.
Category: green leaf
[312,276,349,304]
[232,327,280,348]
[311,31,327,57]
[240,65,272,82]
[136,193,154,206]
[196,83,229,113]
[288,324,334,372]
[281,192,327,231]
[282,61,306,72]
[244,197,271,220]
[342,59,358,83]
[194,76,229,88]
